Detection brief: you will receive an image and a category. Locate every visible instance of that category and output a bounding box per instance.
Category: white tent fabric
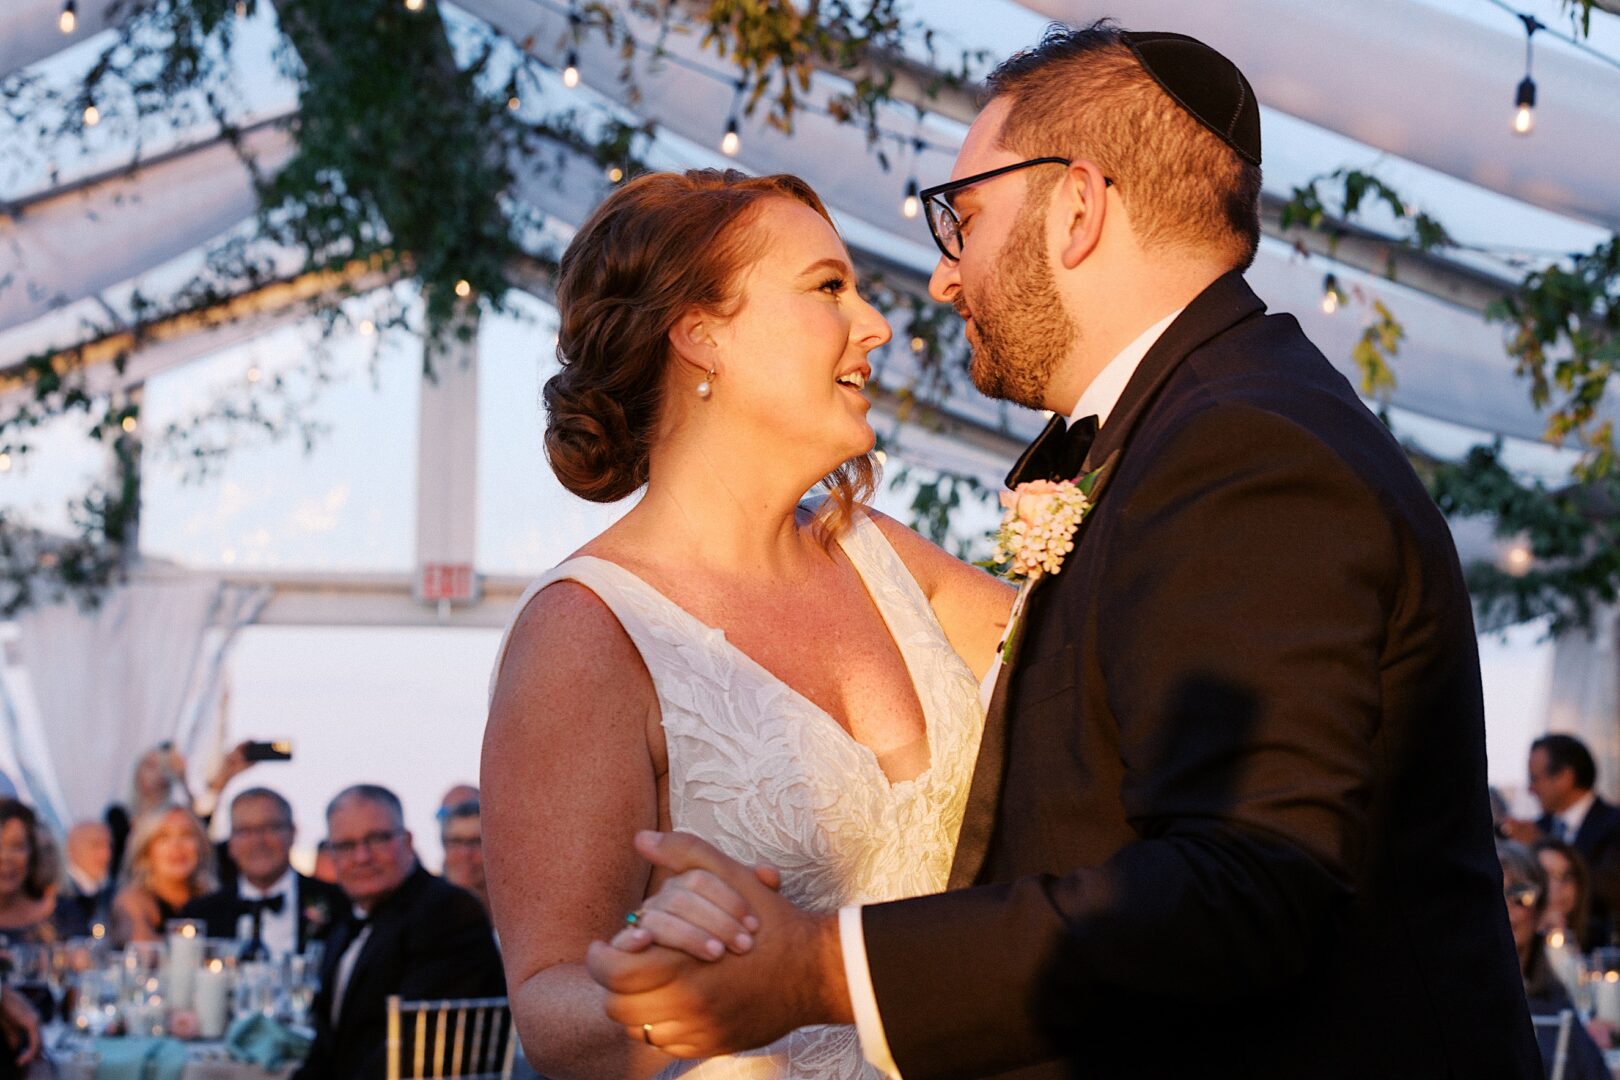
[1017,0,1620,233]
[1,575,268,825]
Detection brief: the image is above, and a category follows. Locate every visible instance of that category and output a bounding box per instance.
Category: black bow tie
[246,893,286,915]
[1005,413,1099,489]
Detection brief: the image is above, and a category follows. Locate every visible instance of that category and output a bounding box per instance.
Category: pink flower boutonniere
[303,900,331,930]
[989,469,1105,663]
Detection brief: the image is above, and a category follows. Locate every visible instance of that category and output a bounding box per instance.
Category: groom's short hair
[984,21,1263,272]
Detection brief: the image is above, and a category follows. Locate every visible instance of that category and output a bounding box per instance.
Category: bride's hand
[610,832,781,961]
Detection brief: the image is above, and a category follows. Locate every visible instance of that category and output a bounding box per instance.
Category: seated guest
[1499,840,1609,1079]
[1536,836,1595,951]
[295,785,504,1080]
[111,804,215,944]
[0,800,57,944]
[438,791,488,913]
[182,789,347,959]
[52,820,114,939]
[0,985,41,1080]
[1504,733,1620,945]
[105,741,256,878]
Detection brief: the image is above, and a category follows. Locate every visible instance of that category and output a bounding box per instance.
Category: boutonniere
[303,898,331,928]
[986,468,1105,663]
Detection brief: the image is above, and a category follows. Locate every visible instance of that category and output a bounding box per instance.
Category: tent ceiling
[2,0,1615,451]
[1016,0,1620,233]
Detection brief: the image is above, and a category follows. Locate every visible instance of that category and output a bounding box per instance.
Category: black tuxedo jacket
[180,873,348,953]
[862,272,1539,1079]
[1538,795,1620,946]
[50,877,113,940]
[293,865,504,1080]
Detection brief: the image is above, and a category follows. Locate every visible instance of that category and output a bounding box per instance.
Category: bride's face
[703,199,892,470]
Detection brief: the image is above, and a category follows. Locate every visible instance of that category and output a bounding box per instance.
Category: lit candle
[165,921,205,1011]
[1595,970,1620,1024]
[195,959,231,1039]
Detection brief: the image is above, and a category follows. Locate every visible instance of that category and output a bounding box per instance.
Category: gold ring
[642,1022,655,1046]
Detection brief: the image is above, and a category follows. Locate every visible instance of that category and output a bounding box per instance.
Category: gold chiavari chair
[385,995,517,1080]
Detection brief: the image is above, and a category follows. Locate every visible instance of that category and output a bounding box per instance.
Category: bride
[482,168,1012,1078]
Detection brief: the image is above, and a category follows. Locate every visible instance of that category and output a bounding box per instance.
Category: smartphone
[243,740,293,762]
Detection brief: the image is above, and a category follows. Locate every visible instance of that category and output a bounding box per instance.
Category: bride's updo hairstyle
[545,168,875,535]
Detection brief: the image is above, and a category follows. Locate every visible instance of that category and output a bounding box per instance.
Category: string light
[901,136,923,219]
[454,279,472,298]
[507,95,521,111]
[246,365,262,384]
[1504,538,1533,576]
[721,116,740,157]
[606,165,624,183]
[1513,14,1540,135]
[58,0,77,34]
[120,416,137,433]
[562,49,581,88]
[1320,272,1341,315]
[358,318,376,336]
[0,453,11,473]
[82,104,100,127]
[404,0,424,11]
[902,178,920,219]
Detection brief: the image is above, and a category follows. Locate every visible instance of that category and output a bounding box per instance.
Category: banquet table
[31,1031,300,1080]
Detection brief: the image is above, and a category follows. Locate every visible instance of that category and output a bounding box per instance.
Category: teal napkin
[91,1036,191,1080]
[223,1014,313,1071]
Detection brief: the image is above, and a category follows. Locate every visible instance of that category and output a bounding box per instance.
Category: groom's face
[929,98,1077,411]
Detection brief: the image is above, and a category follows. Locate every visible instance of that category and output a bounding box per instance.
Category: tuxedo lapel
[1081,270,1266,474]
[949,271,1266,890]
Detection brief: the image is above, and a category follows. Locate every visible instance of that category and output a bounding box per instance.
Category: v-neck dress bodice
[490,509,985,1078]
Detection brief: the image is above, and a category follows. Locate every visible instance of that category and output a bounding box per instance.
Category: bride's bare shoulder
[492,576,650,715]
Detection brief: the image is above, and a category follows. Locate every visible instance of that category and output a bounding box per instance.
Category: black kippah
[1121,31,1261,166]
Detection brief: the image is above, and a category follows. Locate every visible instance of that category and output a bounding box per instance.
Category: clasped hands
[585,831,853,1057]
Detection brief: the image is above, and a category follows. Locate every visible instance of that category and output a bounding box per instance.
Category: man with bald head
[295,784,504,1080]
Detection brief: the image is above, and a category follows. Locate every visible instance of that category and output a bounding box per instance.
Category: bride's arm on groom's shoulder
[482,581,674,1080]
[866,509,1015,681]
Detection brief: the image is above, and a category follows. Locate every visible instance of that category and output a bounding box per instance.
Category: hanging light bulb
[120,416,137,433]
[454,279,472,298]
[358,318,377,336]
[0,453,12,473]
[721,116,740,157]
[562,50,581,89]
[58,0,77,34]
[404,0,424,11]
[902,178,920,220]
[82,104,100,127]
[1513,14,1540,136]
[1513,76,1536,135]
[1320,273,1340,315]
[507,95,520,111]
[606,165,624,183]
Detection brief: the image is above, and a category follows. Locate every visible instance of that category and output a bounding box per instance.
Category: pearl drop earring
[696,369,715,399]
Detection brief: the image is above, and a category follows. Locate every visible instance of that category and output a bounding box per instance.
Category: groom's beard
[965,192,1078,411]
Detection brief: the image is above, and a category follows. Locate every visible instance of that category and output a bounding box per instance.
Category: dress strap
[487,556,720,706]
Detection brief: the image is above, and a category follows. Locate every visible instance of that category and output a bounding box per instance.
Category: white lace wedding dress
[492,508,985,1078]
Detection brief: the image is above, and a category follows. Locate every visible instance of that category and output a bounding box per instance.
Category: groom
[589,23,1539,1077]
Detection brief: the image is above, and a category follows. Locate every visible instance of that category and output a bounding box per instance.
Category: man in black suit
[1508,733,1620,946]
[51,821,114,939]
[294,784,504,1080]
[586,22,1538,1079]
[182,788,346,958]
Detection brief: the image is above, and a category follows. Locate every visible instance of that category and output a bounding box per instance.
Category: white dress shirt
[240,868,299,960]
[841,306,1185,1078]
[1555,791,1597,844]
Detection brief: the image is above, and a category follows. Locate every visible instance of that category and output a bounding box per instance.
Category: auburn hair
[544,169,874,537]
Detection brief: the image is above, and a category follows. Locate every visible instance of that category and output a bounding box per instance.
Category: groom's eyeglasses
[920,157,1112,262]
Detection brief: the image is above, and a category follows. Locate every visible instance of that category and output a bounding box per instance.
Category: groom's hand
[585,831,854,1057]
